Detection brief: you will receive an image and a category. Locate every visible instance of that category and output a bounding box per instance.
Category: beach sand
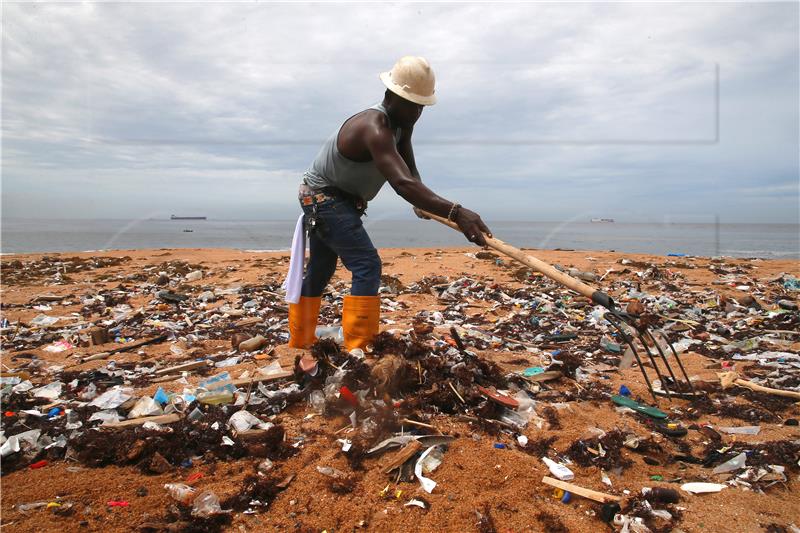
[1,247,798,532]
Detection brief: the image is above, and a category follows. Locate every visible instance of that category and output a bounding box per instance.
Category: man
[288,56,491,352]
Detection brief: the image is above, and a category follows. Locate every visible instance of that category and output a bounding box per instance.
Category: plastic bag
[32,382,63,400]
[227,410,272,432]
[89,386,133,409]
[128,396,164,418]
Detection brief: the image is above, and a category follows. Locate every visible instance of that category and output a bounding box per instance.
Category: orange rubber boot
[342,295,380,352]
[288,296,322,349]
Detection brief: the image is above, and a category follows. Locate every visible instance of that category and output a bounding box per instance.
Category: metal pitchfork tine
[416,208,696,404]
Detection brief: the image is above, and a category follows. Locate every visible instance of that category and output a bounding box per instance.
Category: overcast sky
[2,1,798,223]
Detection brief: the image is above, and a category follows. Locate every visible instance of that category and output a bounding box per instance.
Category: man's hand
[413,207,431,220]
[455,207,492,246]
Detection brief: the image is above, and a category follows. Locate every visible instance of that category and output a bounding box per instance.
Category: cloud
[1,1,798,223]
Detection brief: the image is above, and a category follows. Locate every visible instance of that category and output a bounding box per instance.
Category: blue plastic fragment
[153,387,169,405]
[619,385,631,397]
[561,491,572,503]
[47,407,61,418]
[180,459,193,468]
[522,367,545,377]
[493,443,507,449]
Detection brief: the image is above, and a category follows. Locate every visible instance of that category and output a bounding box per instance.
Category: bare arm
[366,124,492,245]
[397,128,420,180]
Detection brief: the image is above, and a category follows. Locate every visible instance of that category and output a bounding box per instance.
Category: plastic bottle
[196,391,234,405]
[642,487,681,503]
[542,457,574,481]
[164,483,196,504]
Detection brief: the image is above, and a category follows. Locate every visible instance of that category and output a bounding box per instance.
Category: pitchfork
[416,208,696,403]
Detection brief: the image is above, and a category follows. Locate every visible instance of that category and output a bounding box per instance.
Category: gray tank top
[302,103,400,201]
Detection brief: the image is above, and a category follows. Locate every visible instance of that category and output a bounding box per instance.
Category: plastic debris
[414,446,439,493]
[712,452,747,474]
[542,457,575,481]
[681,482,726,494]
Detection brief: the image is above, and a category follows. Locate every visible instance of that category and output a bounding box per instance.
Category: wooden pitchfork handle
[415,208,616,310]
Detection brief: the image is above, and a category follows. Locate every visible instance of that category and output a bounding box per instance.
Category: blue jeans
[300,196,381,297]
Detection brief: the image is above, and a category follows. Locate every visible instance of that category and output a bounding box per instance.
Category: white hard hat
[379,56,437,106]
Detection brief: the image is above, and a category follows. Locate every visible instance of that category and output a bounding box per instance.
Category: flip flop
[612,394,668,419]
[477,386,520,409]
[653,420,688,438]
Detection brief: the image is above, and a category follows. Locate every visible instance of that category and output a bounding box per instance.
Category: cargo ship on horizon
[170,215,207,220]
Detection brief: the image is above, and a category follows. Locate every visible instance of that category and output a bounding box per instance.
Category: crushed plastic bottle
[164,483,196,504]
[420,445,445,474]
[308,390,326,414]
[191,490,221,517]
[315,325,344,344]
[712,452,747,474]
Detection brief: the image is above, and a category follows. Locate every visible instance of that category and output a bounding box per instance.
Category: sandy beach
[1,246,799,532]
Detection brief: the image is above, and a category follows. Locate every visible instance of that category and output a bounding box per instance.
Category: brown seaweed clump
[564,429,633,471]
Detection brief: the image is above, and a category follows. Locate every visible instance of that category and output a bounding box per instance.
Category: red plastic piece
[186,472,204,483]
[107,501,129,507]
[339,385,359,407]
[29,460,48,469]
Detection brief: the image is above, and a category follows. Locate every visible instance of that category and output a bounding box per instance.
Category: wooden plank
[102,413,181,429]
[235,317,262,328]
[153,359,212,376]
[230,370,294,387]
[150,374,183,383]
[80,352,111,363]
[541,476,622,503]
[235,428,274,441]
[382,440,422,474]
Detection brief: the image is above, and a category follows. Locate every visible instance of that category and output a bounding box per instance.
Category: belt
[299,186,366,211]
[300,192,331,206]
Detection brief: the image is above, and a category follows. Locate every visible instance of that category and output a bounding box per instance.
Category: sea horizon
[2,217,798,259]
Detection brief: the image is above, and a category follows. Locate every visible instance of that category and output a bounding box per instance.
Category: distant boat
[171,215,206,220]
[591,218,615,223]
[182,229,194,233]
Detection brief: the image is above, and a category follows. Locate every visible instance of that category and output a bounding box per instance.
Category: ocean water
[1,218,798,259]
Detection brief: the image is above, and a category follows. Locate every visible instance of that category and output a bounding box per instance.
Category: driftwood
[718,371,800,400]
[101,413,181,429]
[382,440,422,473]
[541,476,622,503]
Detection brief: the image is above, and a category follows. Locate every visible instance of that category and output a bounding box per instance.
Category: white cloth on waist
[282,213,305,304]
